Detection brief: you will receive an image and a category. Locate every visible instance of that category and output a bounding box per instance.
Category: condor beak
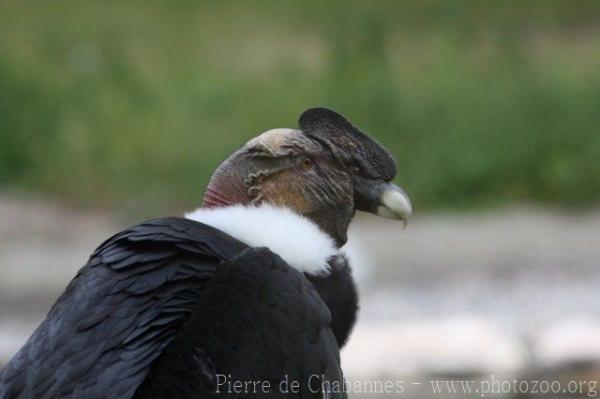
[376,184,412,225]
[354,177,412,227]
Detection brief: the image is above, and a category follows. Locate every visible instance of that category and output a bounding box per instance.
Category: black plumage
[0,218,354,398]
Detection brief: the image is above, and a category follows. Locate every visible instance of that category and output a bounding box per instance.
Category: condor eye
[300,157,314,168]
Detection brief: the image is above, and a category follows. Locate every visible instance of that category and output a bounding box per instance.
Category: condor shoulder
[0,217,246,399]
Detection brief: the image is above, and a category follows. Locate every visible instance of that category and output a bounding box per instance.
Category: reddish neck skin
[201,174,250,209]
[202,189,235,208]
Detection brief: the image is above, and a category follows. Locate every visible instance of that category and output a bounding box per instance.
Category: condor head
[203,107,412,247]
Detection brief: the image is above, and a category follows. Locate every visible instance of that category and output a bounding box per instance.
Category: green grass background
[1,1,599,215]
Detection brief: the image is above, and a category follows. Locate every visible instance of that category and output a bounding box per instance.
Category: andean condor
[0,107,411,398]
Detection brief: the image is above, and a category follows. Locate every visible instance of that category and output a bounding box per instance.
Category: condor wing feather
[0,218,246,399]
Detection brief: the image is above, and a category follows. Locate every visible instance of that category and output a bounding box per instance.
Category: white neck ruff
[185,204,337,275]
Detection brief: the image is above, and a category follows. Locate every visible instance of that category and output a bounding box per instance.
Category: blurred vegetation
[0,1,599,214]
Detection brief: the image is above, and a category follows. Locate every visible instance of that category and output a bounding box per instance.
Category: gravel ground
[1,193,600,398]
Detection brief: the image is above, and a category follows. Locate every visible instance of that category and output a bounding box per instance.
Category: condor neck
[185,204,338,276]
